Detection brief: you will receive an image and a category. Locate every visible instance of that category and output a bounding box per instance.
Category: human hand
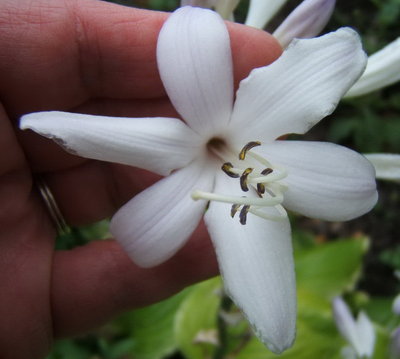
[0,0,281,357]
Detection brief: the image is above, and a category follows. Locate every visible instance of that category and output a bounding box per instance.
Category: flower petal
[356,312,375,357]
[245,0,288,29]
[345,37,400,98]
[204,172,296,354]
[390,327,400,359]
[229,28,367,144]
[364,153,400,182]
[110,159,215,267]
[273,0,336,48]
[393,294,400,315]
[332,297,361,354]
[255,141,378,221]
[214,0,240,19]
[20,111,201,176]
[157,6,234,138]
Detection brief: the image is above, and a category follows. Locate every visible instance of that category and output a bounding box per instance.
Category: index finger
[0,0,281,117]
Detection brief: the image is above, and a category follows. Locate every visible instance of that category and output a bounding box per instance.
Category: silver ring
[35,177,70,235]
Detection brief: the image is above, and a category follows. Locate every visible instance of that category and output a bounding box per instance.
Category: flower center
[193,140,288,225]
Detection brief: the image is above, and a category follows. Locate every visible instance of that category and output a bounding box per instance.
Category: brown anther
[222,162,240,178]
[239,141,261,160]
[230,203,241,218]
[257,183,266,196]
[239,205,250,225]
[240,168,253,192]
[261,168,273,175]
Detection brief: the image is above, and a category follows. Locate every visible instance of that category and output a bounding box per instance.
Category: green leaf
[46,340,92,359]
[295,237,369,299]
[236,311,343,359]
[372,325,391,359]
[175,277,223,359]
[380,245,400,271]
[363,297,399,327]
[117,288,192,359]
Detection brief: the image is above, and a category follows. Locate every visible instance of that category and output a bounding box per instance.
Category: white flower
[245,0,336,48]
[364,153,400,182]
[183,0,336,46]
[345,37,400,97]
[245,0,289,29]
[272,0,336,48]
[393,294,400,316]
[332,297,376,359]
[244,1,400,95]
[20,7,377,354]
[391,327,400,359]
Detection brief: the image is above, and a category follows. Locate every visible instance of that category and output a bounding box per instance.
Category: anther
[240,168,253,192]
[239,141,261,160]
[257,183,266,196]
[261,168,273,175]
[222,162,240,178]
[230,203,241,218]
[239,205,250,225]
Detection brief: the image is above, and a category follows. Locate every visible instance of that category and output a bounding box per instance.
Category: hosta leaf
[174,277,222,359]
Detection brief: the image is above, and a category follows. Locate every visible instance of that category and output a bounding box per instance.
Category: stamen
[230,203,241,218]
[239,205,250,225]
[240,168,253,192]
[261,168,273,175]
[257,183,266,196]
[193,139,289,225]
[222,162,240,178]
[249,204,288,222]
[239,141,261,160]
[192,190,283,206]
[248,170,287,184]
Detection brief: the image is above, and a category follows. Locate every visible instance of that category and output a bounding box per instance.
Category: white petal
[229,28,367,144]
[255,141,378,221]
[157,6,233,138]
[214,0,240,19]
[273,0,336,48]
[110,160,215,267]
[393,294,400,315]
[341,347,358,359]
[332,297,361,353]
[356,312,375,357]
[345,37,400,97]
[245,0,288,29]
[390,327,400,359]
[204,172,296,354]
[364,153,400,182]
[20,111,201,176]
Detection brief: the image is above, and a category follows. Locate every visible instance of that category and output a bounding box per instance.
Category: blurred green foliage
[48,0,400,358]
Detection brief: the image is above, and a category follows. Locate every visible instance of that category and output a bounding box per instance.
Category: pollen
[222,162,240,178]
[238,141,261,160]
[240,168,253,192]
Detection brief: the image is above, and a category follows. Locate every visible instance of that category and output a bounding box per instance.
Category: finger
[46,162,161,225]
[51,221,218,337]
[2,0,281,117]
[0,102,54,358]
[0,0,166,116]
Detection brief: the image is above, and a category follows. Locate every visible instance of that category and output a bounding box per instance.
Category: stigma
[192,141,288,225]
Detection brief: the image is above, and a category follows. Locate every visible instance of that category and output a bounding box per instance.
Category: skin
[0,0,282,357]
